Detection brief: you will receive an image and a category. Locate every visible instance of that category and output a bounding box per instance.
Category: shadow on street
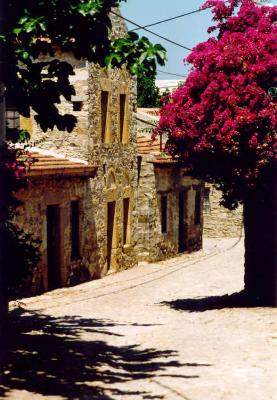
[0,307,198,399]
[160,290,274,312]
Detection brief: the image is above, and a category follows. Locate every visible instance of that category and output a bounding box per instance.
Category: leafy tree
[3,1,166,134]
[156,0,277,305]
[106,32,166,108]
[137,74,160,108]
[0,1,166,302]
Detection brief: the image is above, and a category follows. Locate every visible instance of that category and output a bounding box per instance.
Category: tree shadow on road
[0,307,187,399]
[160,290,273,312]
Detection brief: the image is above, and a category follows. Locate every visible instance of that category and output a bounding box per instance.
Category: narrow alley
[1,238,277,400]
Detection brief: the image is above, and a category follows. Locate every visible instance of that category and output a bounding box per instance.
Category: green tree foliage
[137,75,160,108]
[106,32,166,108]
[3,1,166,135]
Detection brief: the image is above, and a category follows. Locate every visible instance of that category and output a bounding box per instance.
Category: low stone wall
[203,186,243,238]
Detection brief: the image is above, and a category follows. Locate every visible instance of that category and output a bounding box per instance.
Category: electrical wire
[111,10,192,51]
[157,69,185,78]
[130,8,203,32]
[128,1,231,32]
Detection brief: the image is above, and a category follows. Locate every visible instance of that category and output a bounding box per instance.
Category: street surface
[1,238,277,400]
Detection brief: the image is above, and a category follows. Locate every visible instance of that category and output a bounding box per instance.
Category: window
[161,195,167,233]
[203,187,211,213]
[5,108,20,129]
[71,200,80,260]
[123,197,130,245]
[194,190,201,225]
[101,90,109,142]
[119,93,127,143]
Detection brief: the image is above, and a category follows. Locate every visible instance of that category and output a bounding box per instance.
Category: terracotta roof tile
[136,135,162,155]
[137,108,160,118]
[23,151,97,178]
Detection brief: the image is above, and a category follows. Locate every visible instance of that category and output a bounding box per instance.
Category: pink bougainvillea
[156,0,277,208]
[0,145,27,221]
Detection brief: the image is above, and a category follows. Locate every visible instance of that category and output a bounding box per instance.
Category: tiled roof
[137,108,160,119]
[24,150,97,178]
[137,134,178,165]
[137,107,169,160]
[137,135,161,155]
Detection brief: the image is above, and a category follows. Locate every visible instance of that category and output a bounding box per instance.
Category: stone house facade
[14,12,138,295]
[16,151,97,293]
[136,108,243,241]
[203,185,243,238]
[136,109,204,262]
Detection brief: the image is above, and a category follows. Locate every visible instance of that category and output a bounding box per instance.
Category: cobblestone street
[1,238,277,400]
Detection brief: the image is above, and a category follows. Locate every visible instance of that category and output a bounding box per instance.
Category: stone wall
[29,67,90,160]
[137,157,203,262]
[18,11,138,286]
[16,176,98,296]
[136,111,204,262]
[86,65,138,274]
[203,185,243,238]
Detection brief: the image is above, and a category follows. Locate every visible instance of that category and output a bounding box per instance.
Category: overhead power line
[130,8,203,32]
[157,69,186,78]
[126,1,231,33]
[111,10,192,51]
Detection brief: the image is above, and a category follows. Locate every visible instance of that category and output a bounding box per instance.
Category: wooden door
[179,191,187,253]
[47,205,61,290]
[107,201,116,270]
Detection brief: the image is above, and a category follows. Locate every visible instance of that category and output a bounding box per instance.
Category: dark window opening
[161,195,167,233]
[101,91,109,142]
[119,94,126,142]
[137,156,142,186]
[73,101,83,111]
[194,190,201,225]
[123,197,130,245]
[71,200,80,260]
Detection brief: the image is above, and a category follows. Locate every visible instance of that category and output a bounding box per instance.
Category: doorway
[107,201,116,270]
[179,191,187,253]
[47,205,61,290]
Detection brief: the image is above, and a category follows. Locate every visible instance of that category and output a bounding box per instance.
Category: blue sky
[120,0,277,79]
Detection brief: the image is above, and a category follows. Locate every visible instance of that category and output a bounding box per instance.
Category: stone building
[14,12,138,295]
[16,150,97,293]
[136,109,204,262]
[136,108,243,242]
[203,185,243,238]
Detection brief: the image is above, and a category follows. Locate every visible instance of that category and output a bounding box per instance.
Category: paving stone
[3,238,277,400]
